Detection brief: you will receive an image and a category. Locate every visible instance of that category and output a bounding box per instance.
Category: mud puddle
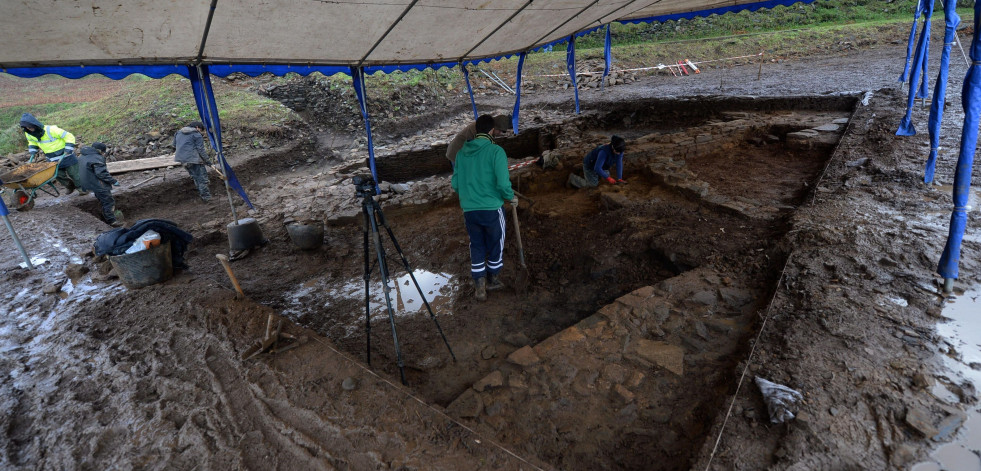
[913,286,981,471]
[281,269,457,339]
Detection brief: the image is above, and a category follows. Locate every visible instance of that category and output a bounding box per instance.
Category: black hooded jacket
[78,146,117,191]
[19,113,44,138]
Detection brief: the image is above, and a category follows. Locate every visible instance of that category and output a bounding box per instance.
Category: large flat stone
[627,339,685,376]
[507,346,541,366]
[905,407,938,438]
[474,370,504,392]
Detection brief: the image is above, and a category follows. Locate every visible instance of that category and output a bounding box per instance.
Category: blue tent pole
[924,0,961,184]
[915,1,935,100]
[900,0,926,83]
[566,35,580,114]
[351,66,380,193]
[192,65,240,223]
[511,52,527,135]
[938,1,981,292]
[601,24,612,90]
[0,198,33,269]
[897,0,936,136]
[461,62,478,120]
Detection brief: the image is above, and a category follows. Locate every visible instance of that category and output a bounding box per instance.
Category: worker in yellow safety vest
[19,112,86,194]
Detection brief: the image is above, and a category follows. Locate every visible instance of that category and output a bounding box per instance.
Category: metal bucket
[227,218,265,252]
[109,241,173,289]
[286,220,325,250]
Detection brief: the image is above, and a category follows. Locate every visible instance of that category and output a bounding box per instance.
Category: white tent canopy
[0,0,813,70]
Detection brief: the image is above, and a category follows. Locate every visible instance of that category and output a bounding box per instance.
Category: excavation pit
[87,95,855,471]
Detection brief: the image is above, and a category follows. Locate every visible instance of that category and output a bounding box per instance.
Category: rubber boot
[474,277,487,301]
[487,272,505,291]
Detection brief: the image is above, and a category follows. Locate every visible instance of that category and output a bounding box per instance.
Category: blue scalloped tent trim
[2,64,188,79]
[618,0,820,24]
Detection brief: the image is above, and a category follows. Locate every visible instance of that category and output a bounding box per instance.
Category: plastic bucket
[286,220,325,250]
[227,218,265,251]
[109,241,173,289]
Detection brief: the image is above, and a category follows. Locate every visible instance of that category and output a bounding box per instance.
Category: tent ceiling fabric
[0,0,813,71]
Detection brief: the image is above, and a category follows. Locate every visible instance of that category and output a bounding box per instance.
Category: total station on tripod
[352,174,376,197]
[351,171,456,386]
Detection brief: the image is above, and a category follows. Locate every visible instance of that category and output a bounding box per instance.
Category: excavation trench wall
[368,95,857,186]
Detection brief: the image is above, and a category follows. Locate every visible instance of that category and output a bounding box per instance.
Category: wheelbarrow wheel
[13,190,34,212]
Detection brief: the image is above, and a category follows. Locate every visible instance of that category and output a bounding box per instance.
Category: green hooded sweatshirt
[451,134,514,212]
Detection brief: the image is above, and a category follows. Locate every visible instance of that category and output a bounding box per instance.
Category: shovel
[510,201,530,293]
[511,202,526,269]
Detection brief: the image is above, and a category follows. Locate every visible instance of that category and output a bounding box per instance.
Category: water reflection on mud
[283,269,458,338]
[913,287,981,471]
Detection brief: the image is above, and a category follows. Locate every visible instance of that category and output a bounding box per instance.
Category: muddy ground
[1,29,980,470]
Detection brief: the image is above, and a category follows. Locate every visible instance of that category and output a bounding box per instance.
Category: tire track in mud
[202,344,341,470]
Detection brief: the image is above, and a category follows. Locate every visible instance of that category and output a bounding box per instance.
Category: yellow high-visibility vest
[25,125,76,155]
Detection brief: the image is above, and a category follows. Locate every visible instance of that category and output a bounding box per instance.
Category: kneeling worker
[451,115,517,301]
[568,135,627,188]
[78,142,123,227]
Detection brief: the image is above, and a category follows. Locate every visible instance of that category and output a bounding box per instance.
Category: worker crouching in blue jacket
[568,135,627,188]
[78,142,123,227]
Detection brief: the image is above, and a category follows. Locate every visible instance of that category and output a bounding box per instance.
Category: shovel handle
[216,254,245,297]
[511,204,526,269]
[513,190,535,207]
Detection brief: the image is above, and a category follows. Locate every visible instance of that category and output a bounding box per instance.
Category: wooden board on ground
[107,155,177,174]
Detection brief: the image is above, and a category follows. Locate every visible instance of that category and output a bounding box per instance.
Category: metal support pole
[196,65,240,225]
[2,215,33,269]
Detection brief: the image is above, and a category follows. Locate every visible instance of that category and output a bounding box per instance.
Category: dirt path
[1,30,979,470]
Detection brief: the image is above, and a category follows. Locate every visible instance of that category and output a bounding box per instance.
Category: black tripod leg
[369,206,407,385]
[374,203,456,362]
[362,204,372,366]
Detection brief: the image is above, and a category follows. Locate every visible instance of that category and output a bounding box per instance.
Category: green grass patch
[0,75,302,155]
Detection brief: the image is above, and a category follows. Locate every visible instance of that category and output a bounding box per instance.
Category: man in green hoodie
[451,115,517,301]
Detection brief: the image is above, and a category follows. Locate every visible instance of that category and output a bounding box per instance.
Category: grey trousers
[568,167,600,188]
[185,163,211,200]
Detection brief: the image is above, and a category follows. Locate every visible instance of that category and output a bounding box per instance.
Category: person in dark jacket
[174,121,213,201]
[567,135,627,188]
[78,142,123,227]
[19,112,86,194]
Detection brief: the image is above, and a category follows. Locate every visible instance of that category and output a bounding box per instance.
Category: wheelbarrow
[0,161,61,211]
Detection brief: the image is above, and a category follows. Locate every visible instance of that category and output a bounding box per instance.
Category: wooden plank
[106,155,178,174]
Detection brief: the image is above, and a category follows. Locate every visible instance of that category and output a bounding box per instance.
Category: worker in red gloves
[567,135,627,188]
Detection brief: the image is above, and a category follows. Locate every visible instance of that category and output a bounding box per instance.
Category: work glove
[510,197,519,206]
[605,177,616,184]
[112,181,120,186]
